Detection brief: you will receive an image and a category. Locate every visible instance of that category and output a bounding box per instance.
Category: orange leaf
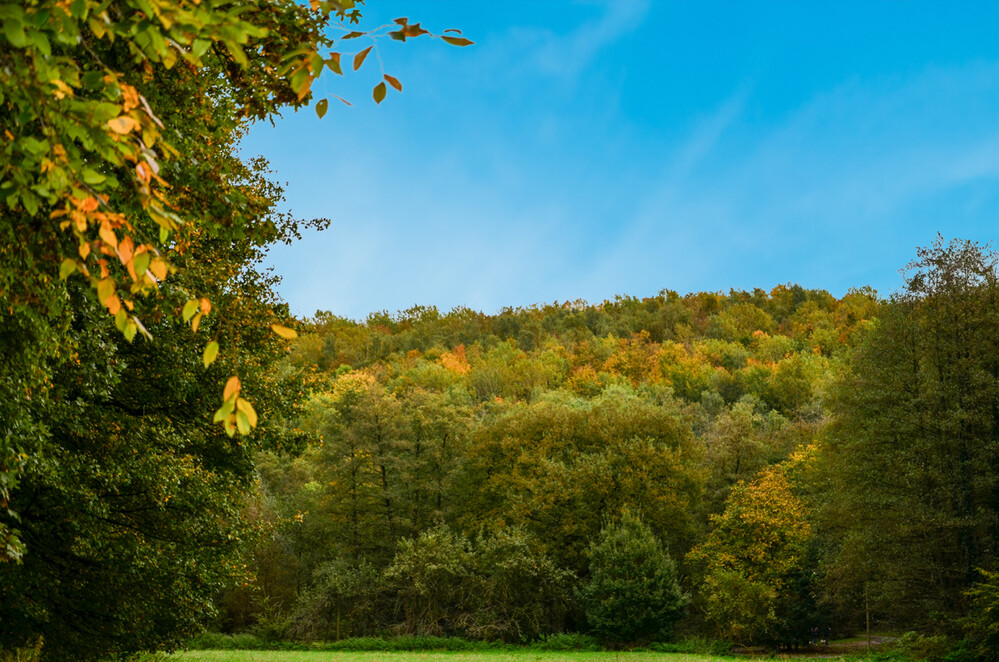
[353,46,372,71]
[384,74,402,92]
[117,236,134,265]
[107,116,140,134]
[223,376,241,401]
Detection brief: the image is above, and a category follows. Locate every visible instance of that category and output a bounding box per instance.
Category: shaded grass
[169,653,728,662]
[164,651,888,662]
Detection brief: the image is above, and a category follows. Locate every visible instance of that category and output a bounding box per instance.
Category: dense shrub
[385,525,477,636]
[385,525,572,641]
[291,558,385,640]
[468,528,574,641]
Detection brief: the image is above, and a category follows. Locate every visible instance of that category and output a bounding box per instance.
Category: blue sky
[244,1,999,320]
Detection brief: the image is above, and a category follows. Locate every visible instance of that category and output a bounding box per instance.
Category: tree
[578,511,687,646]
[688,451,814,646]
[0,223,306,659]
[0,0,468,656]
[822,237,999,628]
[457,386,704,574]
[0,0,468,562]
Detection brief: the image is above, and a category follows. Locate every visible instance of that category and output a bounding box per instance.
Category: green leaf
[133,251,151,276]
[213,397,235,423]
[59,259,77,280]
[315,98,328,119]
[442,36,474,47]
[327,52,342,75]
[373,81,386,104]
[82,168,106,185]
[182,299,199,322]
[191,39,211,60]
[3,18,27,48]
[123,319,137,342]
[203,341,219,367]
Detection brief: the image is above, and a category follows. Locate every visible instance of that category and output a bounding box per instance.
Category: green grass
[170,654,727,662]
[164,651,883,662]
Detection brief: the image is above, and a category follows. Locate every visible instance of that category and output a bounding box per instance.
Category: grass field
[166,651,876,662]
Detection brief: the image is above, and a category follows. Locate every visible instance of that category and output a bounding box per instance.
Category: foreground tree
[0,0,468,658]
[822,237,999,628]
[579,511,687,646]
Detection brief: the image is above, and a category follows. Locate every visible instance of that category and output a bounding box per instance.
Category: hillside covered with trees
[203,238,999,659]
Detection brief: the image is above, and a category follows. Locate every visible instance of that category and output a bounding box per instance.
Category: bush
[385,525,477,636]
[890,632,953,662]
[385,525,572,641]
[578,511,687,646]
[290,557,385,640]
[469,527,574,641]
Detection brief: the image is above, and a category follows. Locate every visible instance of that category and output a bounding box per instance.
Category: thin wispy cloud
[531,1,651,78]
[252,2,999,319]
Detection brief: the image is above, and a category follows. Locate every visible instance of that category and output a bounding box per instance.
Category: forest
[2,0,999,660]
[193,242,999,661]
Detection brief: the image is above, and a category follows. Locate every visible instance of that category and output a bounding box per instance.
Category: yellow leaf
[203,341,219,367]
[223,375,241,401]
[59,259,77,280]
[149,257,168,281]
[236,397,258,428]
[270,324,298,339]
[98,222,118,248]
[182,299,199,322]
[191,312,203,333]
[97,278,115,305]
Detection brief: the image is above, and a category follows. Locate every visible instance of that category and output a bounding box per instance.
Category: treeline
[210,239,999,658]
